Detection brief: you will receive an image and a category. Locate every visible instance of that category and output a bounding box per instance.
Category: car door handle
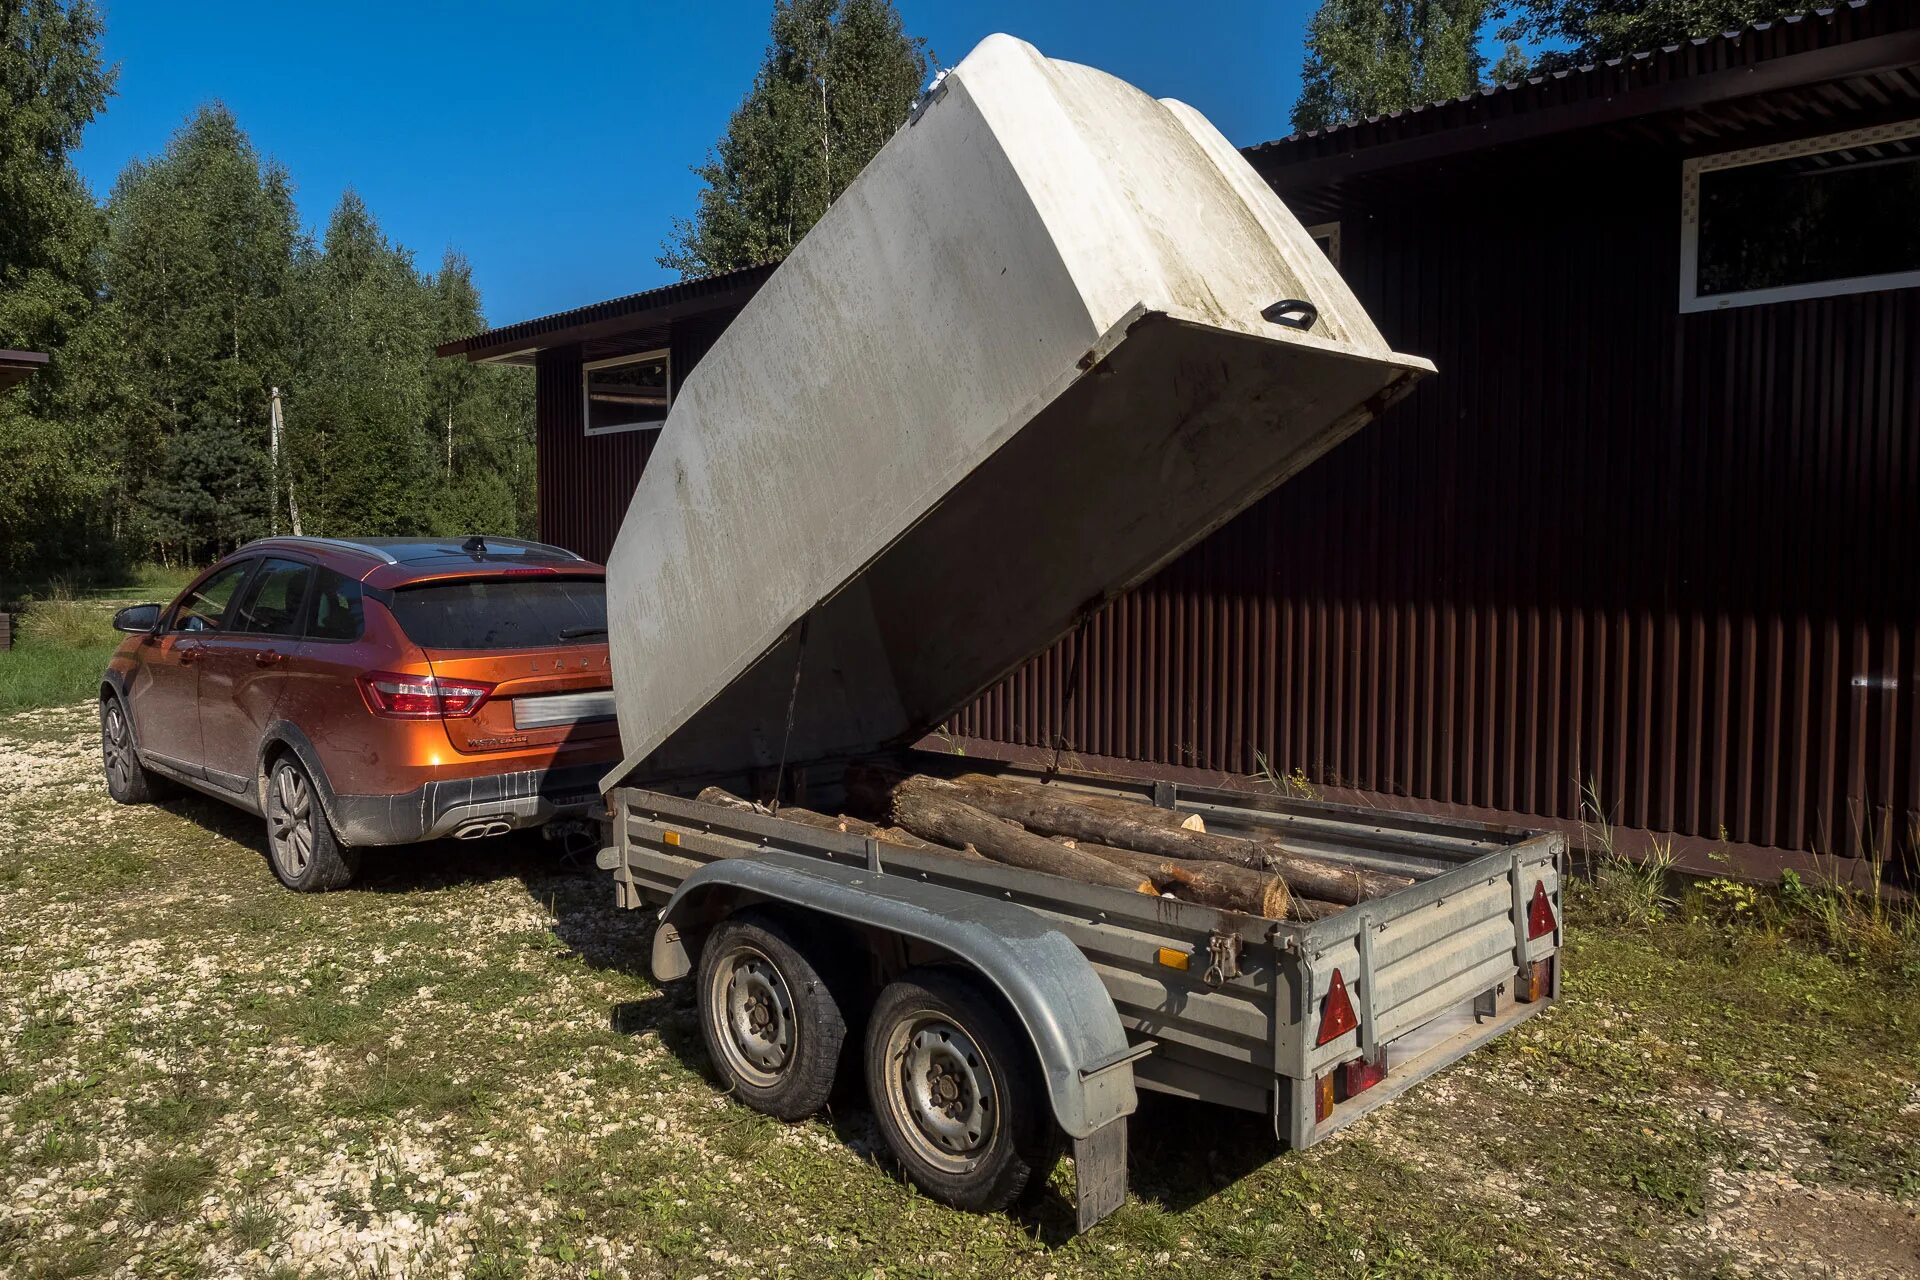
[178,645,200,666]
[253,650,285,667]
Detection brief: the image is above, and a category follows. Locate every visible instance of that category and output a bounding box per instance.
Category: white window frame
[1305,220,1342,269]
[582,348,672,437]
[1679,119,1920,314]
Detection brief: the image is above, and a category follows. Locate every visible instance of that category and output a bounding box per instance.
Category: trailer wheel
[697,912,847,1121]
[865,967,1055,1213]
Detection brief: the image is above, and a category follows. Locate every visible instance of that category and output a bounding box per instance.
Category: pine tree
[0,0,117,577]
[1292,0,1494,132]
[660,0,927,276]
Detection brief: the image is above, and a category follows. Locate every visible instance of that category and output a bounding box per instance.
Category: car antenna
[461,535,487,558]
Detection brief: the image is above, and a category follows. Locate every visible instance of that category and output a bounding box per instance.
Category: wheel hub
[895,1019,993,1163]
[715,950,793,1086]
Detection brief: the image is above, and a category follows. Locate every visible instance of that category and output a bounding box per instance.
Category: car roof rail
[239,536,401,565]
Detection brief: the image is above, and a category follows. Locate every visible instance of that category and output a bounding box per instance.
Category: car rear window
[388,577,607,650]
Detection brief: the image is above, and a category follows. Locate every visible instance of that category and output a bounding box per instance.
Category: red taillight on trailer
[1317,1051,1388,1125]
[1315,969,1358,1047]
[357,670,496,719]
[1340,1053,1387,1098]
[1527,880,1558,940]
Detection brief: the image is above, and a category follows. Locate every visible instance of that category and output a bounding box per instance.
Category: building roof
[1245,1,1920,190]
[0,349,49,391]
[436,262,777,366]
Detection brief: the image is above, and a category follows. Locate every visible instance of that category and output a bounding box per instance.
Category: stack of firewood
[697,768,1413,922]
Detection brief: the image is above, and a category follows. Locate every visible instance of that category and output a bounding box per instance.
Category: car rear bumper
[330,761,608,846]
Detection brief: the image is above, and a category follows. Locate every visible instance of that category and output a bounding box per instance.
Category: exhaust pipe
[452,818,512,840]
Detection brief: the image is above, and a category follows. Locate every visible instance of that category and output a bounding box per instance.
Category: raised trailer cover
[603,34,1434,790]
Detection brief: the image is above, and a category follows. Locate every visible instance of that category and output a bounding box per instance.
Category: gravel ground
[1,700,1915,1278]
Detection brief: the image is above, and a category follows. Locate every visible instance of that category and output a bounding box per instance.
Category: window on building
[1305,221,1342,269]
[583,349,671,435]
[1681,121,1920,312]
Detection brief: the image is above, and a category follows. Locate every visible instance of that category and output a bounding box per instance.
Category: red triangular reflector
[1316,969,1358,1046]
[1528,880,1558,940]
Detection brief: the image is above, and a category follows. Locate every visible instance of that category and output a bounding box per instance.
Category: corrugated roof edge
[1243,1,1910,165]
[436,261,780,361]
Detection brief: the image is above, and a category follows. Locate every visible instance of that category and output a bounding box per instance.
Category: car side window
[170,561,254,633]
[233,558,316,637]
[304,568,365,642]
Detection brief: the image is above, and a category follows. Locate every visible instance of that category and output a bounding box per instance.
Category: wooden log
[891,789,1155,894]
[896,773,1412,906]
[1070,842,1290,919]
[695,787,982,858]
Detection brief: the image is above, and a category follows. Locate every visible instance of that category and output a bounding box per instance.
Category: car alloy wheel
[102,701,135,795]
[267,760,317,881]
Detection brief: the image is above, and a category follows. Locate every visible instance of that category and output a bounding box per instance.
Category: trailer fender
[652,852,1139,1140]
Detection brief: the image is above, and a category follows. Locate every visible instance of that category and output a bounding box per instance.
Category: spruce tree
[426,250,534,538]
[282,193,430,537]
[660,0,927,276]
[103,104,299,561]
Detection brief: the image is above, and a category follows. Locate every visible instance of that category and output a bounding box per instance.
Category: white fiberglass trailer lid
[603,34,1434,789]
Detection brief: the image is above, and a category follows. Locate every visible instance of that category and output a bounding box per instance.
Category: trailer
[593,35,1562,1231]
[601,765,1562,1230]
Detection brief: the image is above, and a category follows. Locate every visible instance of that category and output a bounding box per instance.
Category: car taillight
[1527,880,1558,940]
[357,671,495,719]
[1315,969,1358,1047]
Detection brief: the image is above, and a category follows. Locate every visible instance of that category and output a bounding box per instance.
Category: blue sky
[74,2,1312,328]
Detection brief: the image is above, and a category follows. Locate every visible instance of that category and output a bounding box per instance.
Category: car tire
[865,967,1057,1214]
[100,695,173,804]
[696,911,847,1121]
[263,755,359,892]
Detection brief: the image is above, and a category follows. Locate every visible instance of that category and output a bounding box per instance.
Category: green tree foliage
[660,0,927,276]
[1497,0,1794,70]
[0,2,536,579]
[1292,0,1496,132]
[103,104,299,561]
[0,0,116,576]
[426,251,535,538]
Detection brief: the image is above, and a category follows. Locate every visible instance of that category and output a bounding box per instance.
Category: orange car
[101,536,619,891]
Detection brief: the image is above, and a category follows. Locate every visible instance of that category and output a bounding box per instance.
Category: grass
[0,565,196,714]
[1,702,1915,1277]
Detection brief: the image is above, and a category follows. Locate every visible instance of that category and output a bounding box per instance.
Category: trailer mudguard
[652,852,1140,1140]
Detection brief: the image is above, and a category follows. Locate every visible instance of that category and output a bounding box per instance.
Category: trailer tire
[865,967,1055,1213]
[697,911,847,1121]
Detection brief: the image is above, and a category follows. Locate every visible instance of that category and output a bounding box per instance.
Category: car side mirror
[112,603,163,634]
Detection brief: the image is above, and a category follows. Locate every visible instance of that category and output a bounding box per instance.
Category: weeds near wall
[1574,775,1918,978]
[1250,750,1317,801]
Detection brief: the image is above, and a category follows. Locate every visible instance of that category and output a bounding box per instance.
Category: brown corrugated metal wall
[952,141,1918,864]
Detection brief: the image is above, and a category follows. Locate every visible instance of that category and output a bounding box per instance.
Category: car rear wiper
[558,626,608,640]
